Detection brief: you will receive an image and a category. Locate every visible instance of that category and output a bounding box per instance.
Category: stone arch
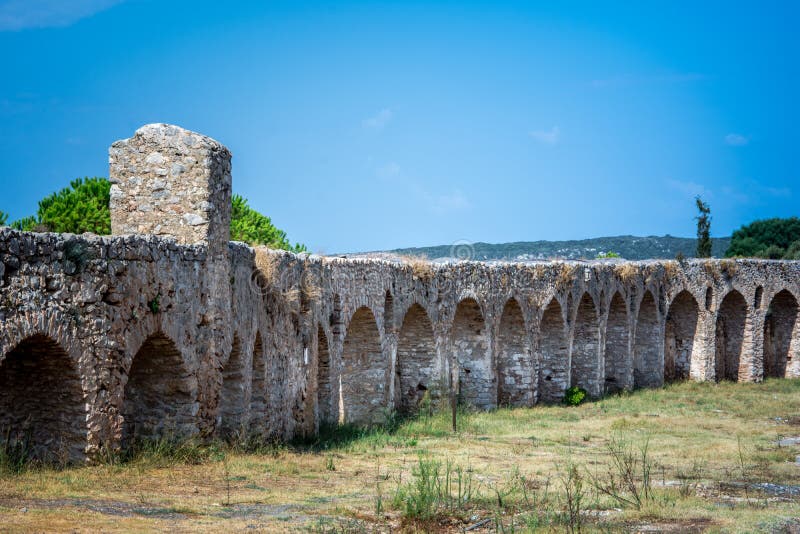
[122,332,197,446]
[497,298,533,407]
[452,298,492,409]
[664,290,699,382]
[383,290,395,334]
[571,293,601,397]
[249,332,266,432]
[0,334,87,462]
[218,334,244,437]
[754,286,764,310]
[604,292,630,393]
[539,298,568,402]
[634,291,661,388]
[316,324,333,424]
[341,306,386,424]
[763,289,799,378]
[715,290,747,382]
[395,303,438,414]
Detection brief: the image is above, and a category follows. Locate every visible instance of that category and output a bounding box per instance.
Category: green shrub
[596,251,620,259]
[726,217,800,259]
[563,386,587,406]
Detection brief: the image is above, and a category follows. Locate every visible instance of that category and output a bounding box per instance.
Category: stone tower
[108,123,232,252]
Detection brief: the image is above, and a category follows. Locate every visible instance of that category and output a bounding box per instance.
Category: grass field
[1,379,799,532]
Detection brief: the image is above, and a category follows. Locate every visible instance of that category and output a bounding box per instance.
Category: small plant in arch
[148,293,161,314]
[563,386,587,406]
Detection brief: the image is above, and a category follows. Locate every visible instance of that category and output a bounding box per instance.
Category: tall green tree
[725,217,800,259]
[4,179,306,252]
[230,194,306,252]
[695,196,712,258]
[0,210,7,226]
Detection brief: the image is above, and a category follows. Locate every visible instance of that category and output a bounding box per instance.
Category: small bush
[563,386,587,406]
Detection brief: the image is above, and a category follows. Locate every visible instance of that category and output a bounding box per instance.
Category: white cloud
[529,126,560,145]
[0,0,124,31]
[425,189,471,214]
[667,179,711,199]
[376,162,401,180]
[362,108,393,130]
[724,133,749,146]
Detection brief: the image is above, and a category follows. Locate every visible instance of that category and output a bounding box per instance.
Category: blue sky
[0,0,797,253]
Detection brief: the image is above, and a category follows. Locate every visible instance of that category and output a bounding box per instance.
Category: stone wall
[1,124,799,463]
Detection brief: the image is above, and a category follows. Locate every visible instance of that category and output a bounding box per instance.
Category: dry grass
[397,254,435,281]
[663,261,681,280]
[720,259,738,279]
[615,263,640,283]
[556,264,575,290]
[1,380,799,532]
[254,247,279,286]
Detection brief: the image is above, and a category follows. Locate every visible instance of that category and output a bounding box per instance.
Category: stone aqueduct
[0,124,798,462]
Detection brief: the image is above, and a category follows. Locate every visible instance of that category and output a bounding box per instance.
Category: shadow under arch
[395,303,438,414]
[572,293,601,397]
[0,334,87,463]
[121,332,198,447]
[341,306,385,424]
[538,298,568,403]
[664,290,699,382]
[604,291,630,393]
[634,290,661,388]
[764,289,799,378]
[715,290,748,382]
[497,297,533,407]
[452,297,491,409]
[218,334,245,437]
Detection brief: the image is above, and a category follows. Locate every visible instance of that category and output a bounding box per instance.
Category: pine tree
[695,196,712,258]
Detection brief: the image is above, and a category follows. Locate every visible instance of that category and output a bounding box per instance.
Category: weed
[147,293,161,314]
[558,460,586,533]
[564,386,587,406]
[588,432,653,510]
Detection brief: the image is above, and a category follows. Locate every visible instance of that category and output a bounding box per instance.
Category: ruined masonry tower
[0,123,798,463]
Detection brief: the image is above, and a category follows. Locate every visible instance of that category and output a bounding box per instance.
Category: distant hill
[380,235,731,261]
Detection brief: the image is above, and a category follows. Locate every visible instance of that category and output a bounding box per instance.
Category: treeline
[725,217,800,260]
[0,177,306,252]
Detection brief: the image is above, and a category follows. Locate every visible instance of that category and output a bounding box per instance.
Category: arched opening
[763,290,799,378]
[452,298,492,409]
[383,290,394,334]
[634,291,661,388]
[715,290,747,382]
[316,325,333,424]
[539,299,568,403]
[664,291,699,382]
[249,332,266,432]
[218,335,244,437]
[497,298,533,407]
[705,287,713,310]
[571,293,601,397]
[604,292,630,393]
[396,304,438,414]
[122,332,197,446]
[0,335,86,463]
[341,307,386,424]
